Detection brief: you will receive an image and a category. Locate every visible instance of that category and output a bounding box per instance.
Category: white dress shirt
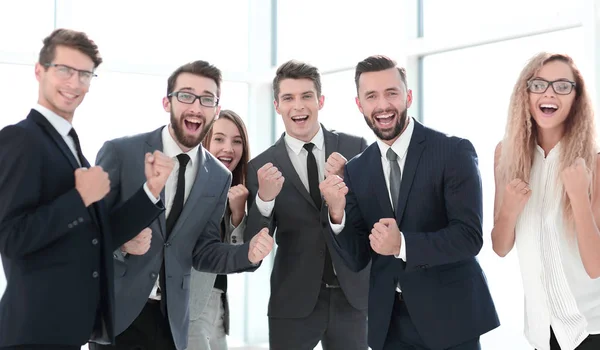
[34,104,81,167]
[330,118,415,292]
[515,143,600,350]
[149,125,200,300]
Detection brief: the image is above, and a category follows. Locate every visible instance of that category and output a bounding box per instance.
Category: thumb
[259,227,270,237]
[379,218,395,227]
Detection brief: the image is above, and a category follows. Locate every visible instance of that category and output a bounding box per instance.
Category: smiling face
[528,60,577,133]
[355,67,412,145]
[207,117,244,172]
[163,73,221,151]
[274,78,324,142]
[35,45,94,121]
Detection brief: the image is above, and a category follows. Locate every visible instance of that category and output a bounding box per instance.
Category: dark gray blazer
[245,125,370,319]
[89,126,256,350]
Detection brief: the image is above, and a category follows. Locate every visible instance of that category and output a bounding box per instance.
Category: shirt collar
[284,126,325,155]
[161,125,199,164]
[33,103,72,137]
[376,117,415,161]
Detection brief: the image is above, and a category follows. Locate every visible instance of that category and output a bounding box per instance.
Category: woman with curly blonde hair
[492,52,600,350]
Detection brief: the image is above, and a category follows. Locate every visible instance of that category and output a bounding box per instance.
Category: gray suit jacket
[189,209,245,335]
[91,126,256,350]
[245,125,371,319]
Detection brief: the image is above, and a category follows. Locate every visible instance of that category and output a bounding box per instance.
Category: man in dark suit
[88,60,274,350]
[245,60,370,350]
[0,29,172,350]
[320,55,500,350]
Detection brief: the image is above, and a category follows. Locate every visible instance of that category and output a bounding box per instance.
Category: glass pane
[0,1,55,54]
[275,70,377,145]
[422,0,584,38]
[277,0,404,71]
[421,28,586,350]
[69,0,249,71]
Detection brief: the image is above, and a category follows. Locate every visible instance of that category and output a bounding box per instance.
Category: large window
[421,28,586,350]
[68,0,250,72]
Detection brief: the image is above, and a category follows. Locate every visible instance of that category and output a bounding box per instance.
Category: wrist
[330,209,343,224]
[258,190,274,202]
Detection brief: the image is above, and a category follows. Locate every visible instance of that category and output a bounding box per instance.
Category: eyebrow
[213,132,242,138]
[179,87,216,96]
[280,90,315,98]
[364,87,401,95]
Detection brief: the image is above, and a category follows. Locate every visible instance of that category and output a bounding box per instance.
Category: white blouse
[515,143,600,350]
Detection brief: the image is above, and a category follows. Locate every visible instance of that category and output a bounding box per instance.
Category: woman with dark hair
[188,109,251,350]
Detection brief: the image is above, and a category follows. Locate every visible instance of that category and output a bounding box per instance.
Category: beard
[170,109,213,149]
[363,107,408,141]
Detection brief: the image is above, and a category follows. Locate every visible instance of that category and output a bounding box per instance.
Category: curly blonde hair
[498,52,597,221]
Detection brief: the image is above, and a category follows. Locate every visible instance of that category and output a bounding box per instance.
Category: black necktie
[166,153,190,236]
[159,153,190,316]
[68,127,88,167]
[303,143,336,285]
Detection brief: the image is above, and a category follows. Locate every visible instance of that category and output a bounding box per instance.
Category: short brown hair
[272,60,322,101]
[38,28,102,68]
[167,60,222,98]
[354,55,407,92]
[203,110,250,187]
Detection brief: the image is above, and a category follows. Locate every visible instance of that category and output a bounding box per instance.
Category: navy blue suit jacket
[0,110,164,347]
[331,120,499,350]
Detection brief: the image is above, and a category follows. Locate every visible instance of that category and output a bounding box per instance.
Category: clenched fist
[228,184,249,226]
[257,163,284,202]
[501,178,531,218]
[75,166,110,207]
[145,151,175,198]
[561,157,592,202]
[122,228,152,255]
[248,228,273,264]
[319,175,348,224]
[325,152,347,179]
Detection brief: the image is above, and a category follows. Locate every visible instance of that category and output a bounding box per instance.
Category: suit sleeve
[402,139,484,271]
[96,140,165,251]
[245,160,276,242]
[329,165,371,272]
[0,126,92,258]
[192,173,257,273]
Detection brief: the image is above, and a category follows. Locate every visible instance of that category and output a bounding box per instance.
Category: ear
[318,95,325,110]
[35,63,44,82]
[214,106,222,121]
[273,99,281,115]
[406,89,413,109]
[355,96,364,115]
[162,96,171,113]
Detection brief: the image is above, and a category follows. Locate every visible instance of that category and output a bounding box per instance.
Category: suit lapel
[367,146,395,218]
[323,125,339,162]
[145,128,167,240]
[395,121,426,223]
[168,147,209,241]
[28,110,80,170]
[273,135,317,210]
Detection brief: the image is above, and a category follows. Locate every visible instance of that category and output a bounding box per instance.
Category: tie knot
[68,128,79,142]
[176,153,191,168]
[303,143,315,152]
[386,148,398,161]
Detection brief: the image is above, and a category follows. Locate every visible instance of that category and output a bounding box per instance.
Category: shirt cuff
[329,211,346,234]
[255,194,275,217]
[143,182,160,204]
[394,232,406,261]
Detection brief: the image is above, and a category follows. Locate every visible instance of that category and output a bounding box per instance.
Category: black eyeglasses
[168,91,219,107]
[44,63,97,85]
[527,78,576,95]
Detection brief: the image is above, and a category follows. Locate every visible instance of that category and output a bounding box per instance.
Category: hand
[248,228,273,264]
[319,175,347,224]
[257,163,284,202]
[228,184,249,225]
[145,151,175,198]
[500,178,532,218]
[75,166,110,207]
[561,157,592,202]
[325,152,347,179]
[369,218,402,256]
[121,228,152,255]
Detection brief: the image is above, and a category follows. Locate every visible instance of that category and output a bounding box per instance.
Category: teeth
[61,91,76,99]
[292,115,308,120]
[185,119,201,124]
[219,157,232,162]
[540,104,558,109]
[375,114,393,119]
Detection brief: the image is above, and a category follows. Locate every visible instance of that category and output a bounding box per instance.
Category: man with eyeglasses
[88,60,274,350]
[0,29,172,350]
